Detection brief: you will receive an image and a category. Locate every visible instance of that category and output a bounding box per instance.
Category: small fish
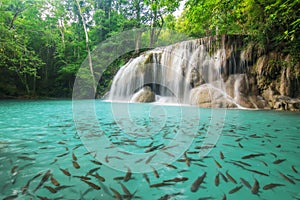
[82,180,101,190]
[163,177,188,183]
[215,173,220,186]
[146,153,157,164]
[135,158,145,163]
[242,153,265,159]
[110,187,122,200]
[17,156,35,161]
[190,172,206,192]
[219,172,228,182]
[90,160,102,165]
[229,185,243,194]
[57,152,69,158]
[22,180,31,194]
[251,178,259,194]
[93,173,105,182]
[247,169,269,176]
[86,167,100,176]
[163,151,175,158]
[220,151,224,159]
[55,185,74,191]
[50,176,60,186]
[292,165,298,173]
[150,182,175,188]
[162,163,177,169]
[73,175,91,180]
[119,182,131,197]
[240,178,251,189]
[151,166,159,178]
[143,173,150,185]
[59,168,71,177]
[234,160,252,167]
[238,143,243,148]
[222,194,227,200]
[72,161,80,169]
[3,194,18,200]
[44,185,57,193]
[50,158,58,165]
[278,171,295,184]
[159,192,182,200]
[145,144,164,153]
[226,171,237,184]
[263,183,285,190]
[214,159,222,168]
[11,166,18,175]
[33,170,51,192]
[124,167,132,182]
[273,159,286,164]
[72,152,77,161]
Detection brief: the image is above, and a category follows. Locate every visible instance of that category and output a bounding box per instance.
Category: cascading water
[107,35,261,108]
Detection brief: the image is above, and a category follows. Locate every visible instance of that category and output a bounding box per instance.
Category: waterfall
[107,35,258,108]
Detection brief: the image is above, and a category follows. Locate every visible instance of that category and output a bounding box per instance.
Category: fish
[278,171,295,184]
[55,185,74,191]
[90,160,102,165]
[86,167,100,176]
[220,151,224,159]
[33,170,51,192]
[234,160,252,167]
[162,163,177,169]
[219,172,228,182]
[273,159,286,164]
[50,176,60,186]
[124,167,132,182]
[151,166,159,178]
[3,194,18,200]
[263,183,285,190]
[190,172,206,192]
[150,182,175,188]
[110,187,122,200]
[238,143,243,148]
[11,166,18,175]
[119,182,132,198]
[146,153,157,164]
[229,185,243,194]
[226,170,237,184]
[22,180,31,194]
[57,152,69,158]
[59,168,71,177]
[92,173,105,182]
[17,156,35,161]
[73,175,91,180]
[44,185,57,193]
[242,153,265,159]
[105,155,123,163]
[72,161,80,169]
[240,178,251,189]
[135,158,145,163]
[72,152,77,161]
[82,180,101,190]
[247,169,269,176]
[215,173,220,186]
[292,165,298,173]
[145,144,164,153]
[214,159,222,168]
[143,173,150,185]
[50,158,58,165]
[251,178,259,194]
[222,194,227,200]
[158,192,182,200]
[163,177,188,183]
[163,151,175,158]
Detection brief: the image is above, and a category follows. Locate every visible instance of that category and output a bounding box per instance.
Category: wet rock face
[131,86,155,103]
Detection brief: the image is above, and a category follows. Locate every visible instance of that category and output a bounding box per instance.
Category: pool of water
[0,100,299,200]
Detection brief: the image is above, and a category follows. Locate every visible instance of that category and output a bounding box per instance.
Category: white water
[108,36,255,108]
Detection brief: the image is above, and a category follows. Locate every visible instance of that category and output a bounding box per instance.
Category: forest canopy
[0,0,299,98]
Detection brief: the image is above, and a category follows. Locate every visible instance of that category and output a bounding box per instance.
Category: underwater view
[0,100,299,200]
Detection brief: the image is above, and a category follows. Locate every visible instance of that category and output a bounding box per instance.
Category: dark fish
[215,173,220,186]
[72,161,80,169]
[292,165,298,173]
[214,159,222,168]
[162,163,177,169]
[219,172,228,182]
[251,178,259,194]
[73,143,83,150]
[86,167,100,176]
[90,160,102,165]
[135,158,145,163]
[117,150,132,155]
[143,173,150,185]
[150,182,175,188]
[82,180,101,190]
[247,169,269,176]
[22,180,31,194]
[184,152,191,167]
[145,153,157,164]
[240,178,251,189]
[190,172,206,192]
[263,183,285,190]
[235,160,251,167]
[59,168,71,177]
[33,170,51,192]
[226,170,237,184]
[124,167,132,182]
[44,185,57,193]
[3,194,18,200]
[57,152,69,158]
[57,141,65,145]
[163,151,175,158]
[258,159,268,167]
[55,185,74,191]
[159,192,182,200]
[151,166,159,178]
[93,173,105,182]
[11,166,18,175]
[50,158,58,165]
[72,152,77,161]
[119,182,131,197]
[222,194,227,200]
[229,185,243,194]
[17,156,35,161]
[220,151,224,159]
[278,171,295,184]
[73,175,91,180]
[105,155,123,163]
[114,176,125,181]
[110,187,122,200]
[242,153,265,159]
[273,159,286,164]
[145,144,164,153]
[163,177,188,183]
[50,176,60,186]
[238,143,243,148]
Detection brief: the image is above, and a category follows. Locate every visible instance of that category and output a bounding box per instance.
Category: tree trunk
[75,0,97,94]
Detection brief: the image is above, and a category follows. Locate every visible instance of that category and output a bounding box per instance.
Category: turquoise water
[0,100,299,200]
